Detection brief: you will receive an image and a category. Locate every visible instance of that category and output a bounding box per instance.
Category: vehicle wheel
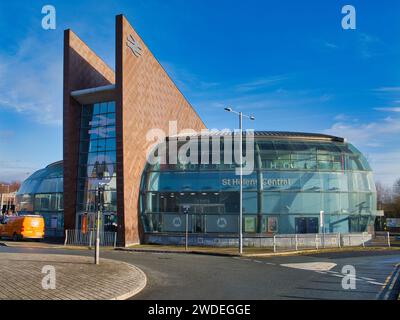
[12,233,19,241]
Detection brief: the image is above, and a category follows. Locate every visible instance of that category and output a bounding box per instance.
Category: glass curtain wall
[16,162,64,237]
[76,101,118,233]
[140,138,377,235]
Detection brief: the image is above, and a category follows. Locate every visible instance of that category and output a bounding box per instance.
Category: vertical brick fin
[63,29,116,231]
[115,14,206,246]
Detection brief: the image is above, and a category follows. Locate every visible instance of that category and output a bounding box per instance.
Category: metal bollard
[338,232,341,248]
[295,234,298,251]
[362,232,365,248]
[64,229,68,246]
[89,231,93,248]
[315,234,319,249]
[273,235,277,253]
[387,232,391,247]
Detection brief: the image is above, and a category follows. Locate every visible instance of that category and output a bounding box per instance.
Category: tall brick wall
[115,15,206,246]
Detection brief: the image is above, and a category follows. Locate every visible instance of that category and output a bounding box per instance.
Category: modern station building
[15,14,378,246]
[63,15,205,246]
[141,132,377,245]
[16,161,64,237]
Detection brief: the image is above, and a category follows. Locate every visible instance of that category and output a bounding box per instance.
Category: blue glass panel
[108,101,116,113]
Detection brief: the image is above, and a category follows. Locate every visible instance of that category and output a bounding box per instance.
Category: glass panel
[76,102,117,222]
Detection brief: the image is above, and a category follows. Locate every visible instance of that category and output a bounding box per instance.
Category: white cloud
[235,75,289,92]
[162,61,220,94]
[325,115,400,186]
[325,116,400,144]
[366,151,400,186]
[0,160,37,182]
[373,87,400,93]
[375,107,400,112]
[0,35,63,126]
[324,42,338,49]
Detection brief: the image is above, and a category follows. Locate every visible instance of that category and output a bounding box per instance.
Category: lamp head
[224,107,232,112]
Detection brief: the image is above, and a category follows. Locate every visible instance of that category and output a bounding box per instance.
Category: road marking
[360,277,375,281]
[233,257,276,266]
[369,280,386,286]
[331,273,345,278]
[281,262,337,271]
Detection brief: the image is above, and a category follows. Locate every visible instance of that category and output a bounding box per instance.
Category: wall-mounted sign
[217,217,228,229]
[173,217,182,228]
[127,34,142,57]
[386,218,400,228]
[244,217,256,233]
[267,217,278,233]
[221,178,291,188]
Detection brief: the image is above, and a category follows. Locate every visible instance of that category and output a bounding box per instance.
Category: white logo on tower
[127,35,142,57]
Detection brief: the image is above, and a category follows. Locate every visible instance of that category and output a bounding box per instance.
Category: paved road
[0,246,399,300]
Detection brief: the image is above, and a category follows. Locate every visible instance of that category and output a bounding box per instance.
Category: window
[76,101,117,219]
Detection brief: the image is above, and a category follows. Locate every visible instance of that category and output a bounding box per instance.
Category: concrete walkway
[0,253,146,300]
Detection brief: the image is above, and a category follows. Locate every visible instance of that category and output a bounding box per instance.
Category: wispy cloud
[358,32,382,59]
[235,75,289,92]
[325,116,400,144]
[162,62,220,93]
[324,42,338,49]
[324,114,400,185]
[373,87,400,93]
[375,107,400,113]
[0,160,37,182]
[0,34,63,126]
[194,88,333,119]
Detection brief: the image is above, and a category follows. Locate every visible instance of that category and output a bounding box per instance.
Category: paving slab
[0,253,146,300]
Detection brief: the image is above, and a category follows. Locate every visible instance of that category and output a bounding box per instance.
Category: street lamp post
[320,210,325,248]
[224,107,255,255]
[95,184,105,265]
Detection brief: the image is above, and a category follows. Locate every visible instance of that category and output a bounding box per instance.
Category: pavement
[0,252,146,300]
[118,243,400,257]
[0,245,399,300]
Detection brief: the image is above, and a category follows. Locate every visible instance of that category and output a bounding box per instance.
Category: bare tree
[376,181,393,208]
[394,178,400,198]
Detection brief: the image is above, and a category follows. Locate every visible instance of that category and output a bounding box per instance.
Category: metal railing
[64,229,117,247]
[269,232,394,252]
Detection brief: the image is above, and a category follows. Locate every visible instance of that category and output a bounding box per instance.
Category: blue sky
[0,0,399,186]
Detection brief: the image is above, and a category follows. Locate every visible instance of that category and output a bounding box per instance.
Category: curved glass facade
[16,161,64,237]
[140,134,377,235]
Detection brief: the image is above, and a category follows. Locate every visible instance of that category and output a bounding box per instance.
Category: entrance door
[295,217,319,234]
[180,204,225,234]
[103,213,117,232]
